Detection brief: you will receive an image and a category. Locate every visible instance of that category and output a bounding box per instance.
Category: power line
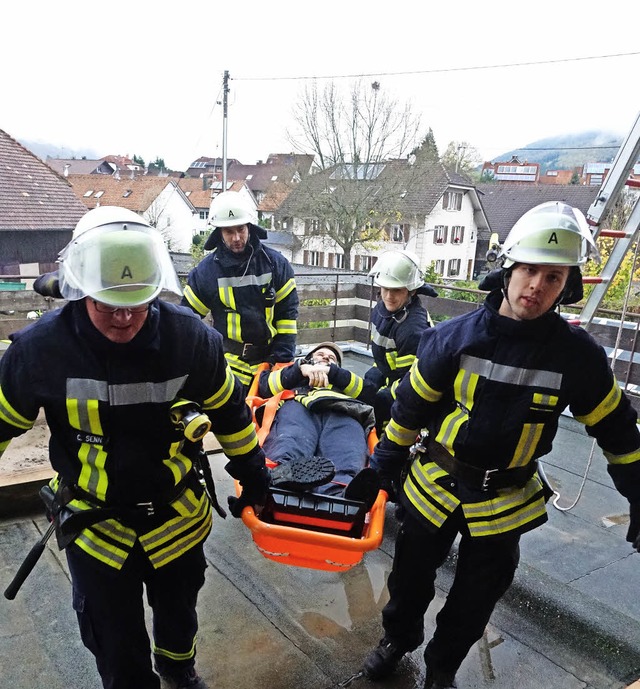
[234,51,640,82]
[513,145,622,151]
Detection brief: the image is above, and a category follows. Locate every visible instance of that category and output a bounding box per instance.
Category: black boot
[362,638,408,680]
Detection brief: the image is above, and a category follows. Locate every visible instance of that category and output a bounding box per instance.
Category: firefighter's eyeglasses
[92,300,149,314]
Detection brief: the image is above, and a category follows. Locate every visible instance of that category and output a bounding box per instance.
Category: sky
[3,1,640,171]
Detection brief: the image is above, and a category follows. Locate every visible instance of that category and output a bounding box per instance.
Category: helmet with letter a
[498,201,600,304]
[204,190,265,250]
[58,206,182,307]
[500,201,599,268]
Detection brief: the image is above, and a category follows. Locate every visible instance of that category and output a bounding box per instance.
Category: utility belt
[427,440,537,492]
[223,338,269,364]
[75,470,200,516]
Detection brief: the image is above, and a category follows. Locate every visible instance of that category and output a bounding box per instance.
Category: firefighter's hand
[227,466,270,519]
[626,501,640,551]
[379,473,400,503]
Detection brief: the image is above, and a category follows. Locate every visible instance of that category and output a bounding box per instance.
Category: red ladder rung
[599,229,630,238]
[582,276,609,284]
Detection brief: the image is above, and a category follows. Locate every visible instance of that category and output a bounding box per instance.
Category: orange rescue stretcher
[235,363,387,572]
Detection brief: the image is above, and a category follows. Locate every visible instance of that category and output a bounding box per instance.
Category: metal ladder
[575,111,640,326]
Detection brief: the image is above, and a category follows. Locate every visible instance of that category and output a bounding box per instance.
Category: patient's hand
[300,363,330,388]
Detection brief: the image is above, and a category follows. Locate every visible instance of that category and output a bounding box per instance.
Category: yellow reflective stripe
[183,285,209,317]
[265,304,277,338]
[385,350,398,371]
[434,407,467,449]
[574,381,622,427]
[533,392,558,407]
[141,493,209,551]
[342,372,363,398]
[227,312,241,341]
[204,365,235,410]
[225,354,257,386]
[276,278,296,302]
[395,353,415,369]
[268,368,286,395]
[404,461,460,528]
[92,519,137,547]
[605,447,640,466]
[409,362,441,402]
[0,389,34,430]
[510,423,544,468]
[74,528,129,570]
[67,398,108,499]
[153,637,197,662]
[275,319,297,335]
[218,285,236,310]
[464,481,547,536]
[455,368,477,414]
[435,369,476,448]
[170,488,203,517]
[386,419,418,447]
[77,442,108,502]
[162,448,192,484]
[216,423,259,456]
[147,508,212,569]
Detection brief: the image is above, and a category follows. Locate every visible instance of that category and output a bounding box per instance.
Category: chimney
[63,164,70,177]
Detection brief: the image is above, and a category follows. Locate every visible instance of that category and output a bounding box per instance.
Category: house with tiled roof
[68,174,197,253]
[227,153,314,227]
[46,157,116,177]
[0,129,88,284]
[185,157,238,179]
[278,157,489,280]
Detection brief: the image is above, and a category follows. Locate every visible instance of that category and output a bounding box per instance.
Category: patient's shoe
[344,467,380,510]
[270,455,336,491]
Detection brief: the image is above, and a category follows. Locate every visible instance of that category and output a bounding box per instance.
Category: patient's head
[307,342,343,367]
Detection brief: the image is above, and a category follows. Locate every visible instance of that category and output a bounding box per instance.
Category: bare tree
[283,80,425,268]
[441,141,482,176]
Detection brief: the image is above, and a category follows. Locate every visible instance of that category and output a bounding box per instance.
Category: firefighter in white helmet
[365,249,437,433]
[0,206,270,689]
[363,202,640,688]
[182,190,299,390]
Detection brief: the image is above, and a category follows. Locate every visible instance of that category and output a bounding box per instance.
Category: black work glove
[227,465,270,519]
[626,501,640,551]
[379,473,401,503]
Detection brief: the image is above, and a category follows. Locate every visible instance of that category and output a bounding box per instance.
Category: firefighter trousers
[66,539,206,689]
[261,399,369,494]
[381,508,520,675]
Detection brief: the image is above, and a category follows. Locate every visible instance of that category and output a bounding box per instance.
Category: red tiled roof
[0,129,88,231]
[177,178,214,209]
[67,175,192,213]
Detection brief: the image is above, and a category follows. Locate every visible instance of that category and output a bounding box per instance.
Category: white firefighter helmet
[71,205,147,240]
[59,206,182,307]
[368,249,424,291]
[500,201,600,268]
[208,191,257,228]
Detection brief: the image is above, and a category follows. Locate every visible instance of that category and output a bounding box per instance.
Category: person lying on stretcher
[256,342,381,509]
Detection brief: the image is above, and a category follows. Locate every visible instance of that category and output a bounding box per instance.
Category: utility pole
[222,70,230,191]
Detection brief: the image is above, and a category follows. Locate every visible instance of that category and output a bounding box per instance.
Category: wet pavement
[1,345,640,688]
